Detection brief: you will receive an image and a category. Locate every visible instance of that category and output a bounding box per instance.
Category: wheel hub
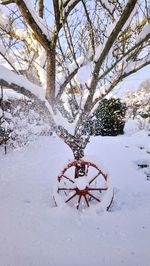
[75,176,88,190]
[75,187,88,195]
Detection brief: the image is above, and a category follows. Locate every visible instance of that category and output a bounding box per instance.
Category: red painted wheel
[54,159,114,211]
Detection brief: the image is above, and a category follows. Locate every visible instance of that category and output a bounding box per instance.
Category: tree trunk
[57,126,89,160]
[46,49,56,109]
[69,140,85,160]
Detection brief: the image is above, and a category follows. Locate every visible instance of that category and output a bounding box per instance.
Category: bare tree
[0,0,150,159]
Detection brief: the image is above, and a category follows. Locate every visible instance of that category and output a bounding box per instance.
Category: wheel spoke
[87,192,100,202]
[89,171,101,184]
[87,187,108,191]
[64,191,67,196]
[84,195,90,207]
[76,195,82,209]
[65,192,77,203]
[62,175,75,184]
[58,188,75,191]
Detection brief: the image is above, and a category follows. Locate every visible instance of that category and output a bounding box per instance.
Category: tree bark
[57,126,89,159]
[46,49,56,108]
[38,0,44,18]
[68,139,89,159]
[14,0,51,50]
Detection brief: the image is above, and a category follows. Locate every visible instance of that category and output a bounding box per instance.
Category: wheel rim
[57,160,109,210]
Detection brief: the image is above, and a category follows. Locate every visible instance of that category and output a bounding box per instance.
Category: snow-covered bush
[0,96,13,151]
[0,96,52,149]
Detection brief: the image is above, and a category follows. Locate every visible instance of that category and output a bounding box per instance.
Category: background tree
[123,79,150,130]
[0,0,150,159]
[124,79,150,119]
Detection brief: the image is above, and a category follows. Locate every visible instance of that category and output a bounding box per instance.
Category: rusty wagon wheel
[54,159,114,211]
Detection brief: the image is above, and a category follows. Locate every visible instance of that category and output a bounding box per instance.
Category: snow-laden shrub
[0,99,13,149]
[0,97,51,149]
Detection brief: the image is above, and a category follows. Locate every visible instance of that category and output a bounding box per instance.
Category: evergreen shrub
[83,98,126,136]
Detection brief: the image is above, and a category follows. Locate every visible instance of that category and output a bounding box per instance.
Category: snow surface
[0,131,150,266]
[124,119,140,135]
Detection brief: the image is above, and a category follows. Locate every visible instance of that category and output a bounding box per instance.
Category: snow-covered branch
[62,0,81,21]
[97,0,115,18]
[0,65,45,101]
[98,29,150,82]
[93,0,138,87]
[1,0,51,50]
[83,0,138,112]
[93,57,150,108]
[0,40,18,72]
[0,66,80,145]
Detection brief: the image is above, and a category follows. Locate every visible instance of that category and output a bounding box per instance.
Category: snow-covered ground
[0,131,150,266]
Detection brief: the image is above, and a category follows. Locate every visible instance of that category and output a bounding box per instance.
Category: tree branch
[0,0,14,4]
[93,60,150,107]
[38,0,44,18]
[62,0,81,22]
[0,77,56,126]
[98,31,150,82]
[74,56,150,136]
[53,0,61,30]
[97,0,115,19]
[0,73,85,156]
[56,68,79,101]
[84,0,138,110]
[0,51,18,73]
[12,0,51,50]
[81,0,95,55]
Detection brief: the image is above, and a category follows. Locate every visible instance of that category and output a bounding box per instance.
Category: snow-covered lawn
[0,132,150,266]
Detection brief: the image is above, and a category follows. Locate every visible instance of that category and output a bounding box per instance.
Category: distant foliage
[83,98,126,136]
[124,79,150,130]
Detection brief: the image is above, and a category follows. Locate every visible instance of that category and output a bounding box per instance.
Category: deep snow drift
[0,131,150,266]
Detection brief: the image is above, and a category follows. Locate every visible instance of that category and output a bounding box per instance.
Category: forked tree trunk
[57,126,89,160]
[69,141,85,160]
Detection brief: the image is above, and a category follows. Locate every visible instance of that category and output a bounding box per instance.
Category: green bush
[83,98,126,136]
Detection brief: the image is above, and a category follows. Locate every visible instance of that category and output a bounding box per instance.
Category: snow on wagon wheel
[54,160,114,211]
